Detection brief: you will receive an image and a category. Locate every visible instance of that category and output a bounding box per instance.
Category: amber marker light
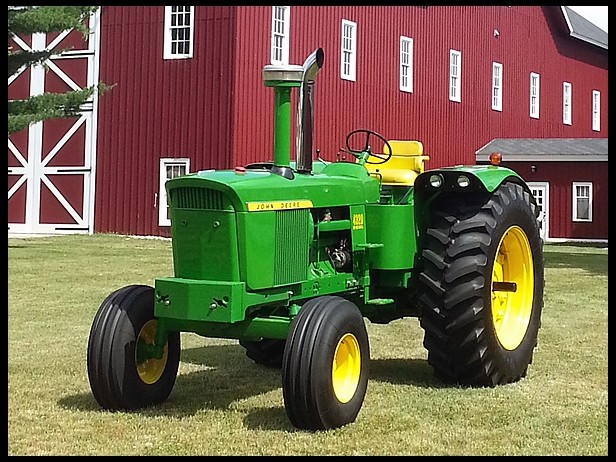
[489,151,502,165]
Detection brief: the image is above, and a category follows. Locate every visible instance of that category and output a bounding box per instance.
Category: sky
[567,6,608,32]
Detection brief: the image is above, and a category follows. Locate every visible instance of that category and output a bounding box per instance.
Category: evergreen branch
[8,6,99,37]
[7,83,114,134]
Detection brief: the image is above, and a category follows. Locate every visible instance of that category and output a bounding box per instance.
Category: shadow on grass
[544,250,608,277]
[58,343,438,431]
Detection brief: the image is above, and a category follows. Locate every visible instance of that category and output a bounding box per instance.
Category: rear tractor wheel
[419,181,544,386]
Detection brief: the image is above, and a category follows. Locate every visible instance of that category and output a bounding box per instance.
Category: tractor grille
[171,187,225,210]
[274,209,310,285]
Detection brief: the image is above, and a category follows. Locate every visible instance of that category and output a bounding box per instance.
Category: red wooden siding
[93,6,607,238]
[232,6,607,170]
[96,6,235,237]
[506,160,608,240]
[230,7,273,168]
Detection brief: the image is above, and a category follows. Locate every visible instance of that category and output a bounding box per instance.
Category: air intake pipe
[295,47,324,174]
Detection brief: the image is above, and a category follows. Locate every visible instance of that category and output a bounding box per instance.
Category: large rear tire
[87,284,181,410]
[282,296,370,430]
[418,181,544,386]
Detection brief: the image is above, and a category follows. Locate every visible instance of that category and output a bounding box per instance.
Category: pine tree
[8,6,111,134]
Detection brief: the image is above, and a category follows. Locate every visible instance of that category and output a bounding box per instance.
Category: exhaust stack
[261,48,323,179]
[296,48,324,174]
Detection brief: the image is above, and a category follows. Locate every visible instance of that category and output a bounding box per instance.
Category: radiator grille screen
[171,187,224,210]
[274,209,310,285]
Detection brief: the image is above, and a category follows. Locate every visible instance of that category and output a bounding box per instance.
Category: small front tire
[282,296,370,430]
[87,284,181,410]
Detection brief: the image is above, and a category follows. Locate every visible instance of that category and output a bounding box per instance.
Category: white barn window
[592,90,601,131]
[163,6,194,59]
[399,36,413,93]
[572,182,592,222]
[563,82,572,125]
[492,62,502,111]
[449,49,461,102]
[159,158,190,226]
[529,72,540,119]
[270,6,290,65]
[340,19,357,81]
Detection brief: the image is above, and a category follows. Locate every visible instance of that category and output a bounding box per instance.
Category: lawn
[7,234,608,455]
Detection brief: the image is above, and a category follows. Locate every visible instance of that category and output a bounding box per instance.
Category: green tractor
[87,48,544,431]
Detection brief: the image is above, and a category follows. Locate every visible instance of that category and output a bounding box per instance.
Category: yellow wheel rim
[491,225,534,350]
[332,333,361,403]
[136,320,168,384]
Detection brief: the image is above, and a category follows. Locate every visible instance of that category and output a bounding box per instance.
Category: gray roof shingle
[561,6,608,49]
[475,138,608,162]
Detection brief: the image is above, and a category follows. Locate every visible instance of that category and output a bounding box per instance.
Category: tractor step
[366,298,394,305]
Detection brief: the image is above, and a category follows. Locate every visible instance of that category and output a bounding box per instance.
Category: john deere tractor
[87,48,544,431]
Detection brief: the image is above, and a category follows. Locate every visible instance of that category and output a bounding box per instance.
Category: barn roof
[475,138,608,162]
[560,6,608,50]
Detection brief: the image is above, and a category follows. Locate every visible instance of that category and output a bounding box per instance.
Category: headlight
[429,174,444,188]
[457,175,470,188]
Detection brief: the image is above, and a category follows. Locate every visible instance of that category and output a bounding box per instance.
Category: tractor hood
[165,162,380,212]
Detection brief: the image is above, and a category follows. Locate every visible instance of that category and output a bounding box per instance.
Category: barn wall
[232,6,607,170]
[504,160,608,240]
[94,6,608,238]
[95,6,235,236]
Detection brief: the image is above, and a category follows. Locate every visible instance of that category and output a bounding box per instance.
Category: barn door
[8,10,101,235]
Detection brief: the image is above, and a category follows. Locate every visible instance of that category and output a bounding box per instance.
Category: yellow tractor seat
[366,140,429,186]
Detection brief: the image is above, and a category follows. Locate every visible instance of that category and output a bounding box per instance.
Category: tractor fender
[414,164,529,196]
[412,165,533,238]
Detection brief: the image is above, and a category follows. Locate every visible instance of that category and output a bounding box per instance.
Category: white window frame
[527,182,549,241]
[340,19,357,81]
[270,6,290,65]
[592,90,601,131]
[449,49,461,102]
[529,72,540,119]
[158,158,190,226]
[163,6,195,60]
[572,182,592,222]
[562,82,572,125]
[399,36,413,93]
[491,62,503,111]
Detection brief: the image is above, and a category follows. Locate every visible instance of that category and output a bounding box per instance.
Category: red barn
[8,6,608,243]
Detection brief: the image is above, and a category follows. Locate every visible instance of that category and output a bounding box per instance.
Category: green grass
[8,234,608,455]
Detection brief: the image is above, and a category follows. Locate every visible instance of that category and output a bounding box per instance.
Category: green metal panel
[154,277,247,323]
[170,209,240,281]
[236,211,276,289]
[365,203,416,270]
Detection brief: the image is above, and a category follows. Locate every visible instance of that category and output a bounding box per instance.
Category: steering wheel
[344,129,393,165]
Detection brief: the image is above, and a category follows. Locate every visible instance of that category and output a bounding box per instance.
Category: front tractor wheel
[282,296,370,430]
[418,181,544,386]
[87,284,181,410]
